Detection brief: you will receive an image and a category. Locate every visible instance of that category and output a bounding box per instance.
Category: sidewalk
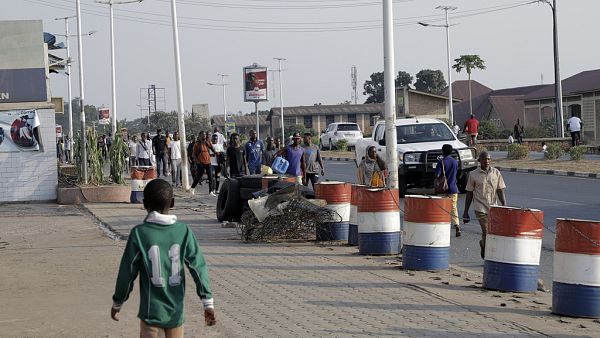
[1,192,598,337]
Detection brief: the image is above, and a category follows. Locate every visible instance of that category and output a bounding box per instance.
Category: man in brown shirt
[462,151,506,259]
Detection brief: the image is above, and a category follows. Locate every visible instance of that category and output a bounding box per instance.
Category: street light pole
[55,15,76,162]
[169,0,190,191]
[96,0,143,137]
[540,0,564,137]
[383,0,398,189]
[208,77,230,137]
[75,0,88,184]
[274,57,286,142]
[418,5,457,126]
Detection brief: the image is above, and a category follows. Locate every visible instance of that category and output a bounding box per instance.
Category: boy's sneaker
[190,188,195,195]
[209,191,217,197]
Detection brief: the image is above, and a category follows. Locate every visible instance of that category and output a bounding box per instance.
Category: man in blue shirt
[435,144,460,237]
[244,129,264,175]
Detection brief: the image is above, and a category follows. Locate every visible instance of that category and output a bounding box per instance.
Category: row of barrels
[315,181,600,319]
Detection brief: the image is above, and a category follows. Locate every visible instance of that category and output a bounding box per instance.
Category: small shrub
[545,143,564,160]
[335,139,348,152]
[507,143,529,160]
[473,144,487,157]
[569,146,587,161]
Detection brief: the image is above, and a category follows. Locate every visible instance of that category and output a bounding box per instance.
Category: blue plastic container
[271,157,289,175]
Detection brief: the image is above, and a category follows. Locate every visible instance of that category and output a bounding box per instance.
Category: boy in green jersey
[111,179,216,337]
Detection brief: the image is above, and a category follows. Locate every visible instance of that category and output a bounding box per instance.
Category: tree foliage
[414,69,447,94]
[363,71,413,103]
[452,55,486,76]
[121,111,210,141]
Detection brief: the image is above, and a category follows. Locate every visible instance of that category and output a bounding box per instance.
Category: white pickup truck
[355,118,478,196]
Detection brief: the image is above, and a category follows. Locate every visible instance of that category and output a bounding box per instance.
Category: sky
[2,0,599,122]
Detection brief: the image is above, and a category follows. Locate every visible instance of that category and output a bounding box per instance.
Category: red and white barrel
[483,206,544,292]
[402,195,452,270]
[130,166,156,203]
[315,181,351,241]
[357,189,400,255]
[349,185,367,246]
[553,218,600,318]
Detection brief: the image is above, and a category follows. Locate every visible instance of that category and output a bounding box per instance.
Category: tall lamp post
[273,57,286,142]
[169,0,190,191]
[382,0,398,189]
[75,0,88,184]
[54,15,96,162]
[208,74,230,137]
[539,0,564,137]
[418,5,457,126]
[95,0,143,137]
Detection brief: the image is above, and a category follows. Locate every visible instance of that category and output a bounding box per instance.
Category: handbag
[433,158,449,194]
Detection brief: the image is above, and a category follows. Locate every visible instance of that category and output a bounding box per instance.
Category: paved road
[322,159,600,285]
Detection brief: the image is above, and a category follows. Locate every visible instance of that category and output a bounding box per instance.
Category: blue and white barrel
[130,166,156,203]
[483,206,544,292]
[315,181,351,241]
[357,189,401,255]
[553,218,600,318]
[348,185,366,246]
[402,195,452,270]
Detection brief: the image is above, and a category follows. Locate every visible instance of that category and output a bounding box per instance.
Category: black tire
[240,187,261,200]
[240,174,263,189]
[216,178,242,222]
[458,171,469,193]
[398,174,408,198]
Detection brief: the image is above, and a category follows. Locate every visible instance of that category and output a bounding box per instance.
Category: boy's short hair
[143,179,173,211]
[442,144,453,156]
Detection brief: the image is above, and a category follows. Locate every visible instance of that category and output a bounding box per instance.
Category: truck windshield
[396,123,455,144]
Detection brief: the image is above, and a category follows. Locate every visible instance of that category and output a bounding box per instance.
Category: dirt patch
[494,158,600,174]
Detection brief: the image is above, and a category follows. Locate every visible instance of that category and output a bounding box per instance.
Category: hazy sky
[3,0,599,121]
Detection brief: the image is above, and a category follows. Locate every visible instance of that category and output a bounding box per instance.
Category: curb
[322,157,599,179]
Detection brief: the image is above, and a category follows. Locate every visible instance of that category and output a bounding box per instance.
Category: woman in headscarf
[357,145,386,187]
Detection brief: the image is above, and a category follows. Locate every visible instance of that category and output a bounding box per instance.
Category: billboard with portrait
[98,107,110,125]
[243,66,268,102]
[0,110,41,152]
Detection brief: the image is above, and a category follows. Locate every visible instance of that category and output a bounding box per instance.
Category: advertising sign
[0,110,41,152]
[56,125,62,138]
[243,65,268,102]
[225,122,236,135]
[98,107,110,125]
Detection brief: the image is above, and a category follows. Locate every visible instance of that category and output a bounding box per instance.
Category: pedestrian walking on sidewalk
[567,112,583,146]
[436,144,461,237]
[302,132,325,189]
[137,133,153,166]
[110,179,216,336]
[168,132,182,187]
[513,119,524,144]
[191,131,216,196]
[262,136,277,168]
[462,151,506,259]
[463,114,479,146]
[210,133,225,193]
[273,132,306,184]
[153,129,168,177]
[244,129,264,175]
[226,133,247,178]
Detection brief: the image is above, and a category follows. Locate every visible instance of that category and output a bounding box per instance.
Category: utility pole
[383,0,398,189]
[55,15,76,163]
[169,0,190,191]
[351,65,358,104]
[96,0,143,137]
[76,0,88,184]
[208,74,230,137]
[274,57,286,142]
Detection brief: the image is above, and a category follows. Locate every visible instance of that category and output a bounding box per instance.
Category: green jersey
[112,212,213,328]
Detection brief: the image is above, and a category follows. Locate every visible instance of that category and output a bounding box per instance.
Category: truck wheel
[458,172,469,193]
[398,174,407,198]
[217,178,241,222]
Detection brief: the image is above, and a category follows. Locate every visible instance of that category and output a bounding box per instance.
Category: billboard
[98,107,110,125]
[56,125,62,138]
[243,65,268,102]
[0,110,41,152]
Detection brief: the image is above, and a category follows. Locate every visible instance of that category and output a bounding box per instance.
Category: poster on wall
[98,107,110,125]
[0,110,41,152]
[243,65,268,102]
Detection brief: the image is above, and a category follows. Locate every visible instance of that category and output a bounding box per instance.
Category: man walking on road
[273,132,306,184]
[567,112,583,146]
[244,129,264,175]
[463,114,479,146]
[301,132,325,189]
[462,151,506,259]
[153,129,168,177]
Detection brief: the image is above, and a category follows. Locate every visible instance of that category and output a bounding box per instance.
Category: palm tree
[452,55,486,116]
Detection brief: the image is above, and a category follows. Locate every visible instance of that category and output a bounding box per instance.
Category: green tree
[363,71,413,103]
[452,55,486,116]
[414,69,447,94]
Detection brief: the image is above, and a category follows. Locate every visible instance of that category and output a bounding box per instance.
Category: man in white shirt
[567,112,583,146]
[210,133,225,193]
[137,132,153,166]
[168,132,182,187]
[128,135,138,168]
[452,122,460,136]
[213,127,226,146]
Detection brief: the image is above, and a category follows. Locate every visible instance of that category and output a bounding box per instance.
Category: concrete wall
[0,106,58,202]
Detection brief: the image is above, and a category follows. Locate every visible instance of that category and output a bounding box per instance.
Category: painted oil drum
[483,206,544,292]
[348,185,367,246]
[403,195,452,270]
[130,166,156,203]
[315,181,351,241]
[357,188,401,255]
[552,218,600,318]
[261,175,297,190]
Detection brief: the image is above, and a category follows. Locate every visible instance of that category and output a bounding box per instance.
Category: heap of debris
[239,184,338,242]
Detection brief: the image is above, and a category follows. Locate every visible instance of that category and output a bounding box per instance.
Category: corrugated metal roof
[211,115,269,126]
[523,69,600,100]
[268,103,383,120]
[441,80,492,102]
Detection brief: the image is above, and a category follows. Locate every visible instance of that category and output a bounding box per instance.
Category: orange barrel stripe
[555,218,600,255]
[315,181,351,204]
[351,184,368,206]
[488,206,544,239]
[131,167,145,180]
[261,175,280,189]
[404,195,452,223]
[357,189,399,212]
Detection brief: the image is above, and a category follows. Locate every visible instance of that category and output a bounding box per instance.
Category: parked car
[320,123,363,150]
[355,118,477,196]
